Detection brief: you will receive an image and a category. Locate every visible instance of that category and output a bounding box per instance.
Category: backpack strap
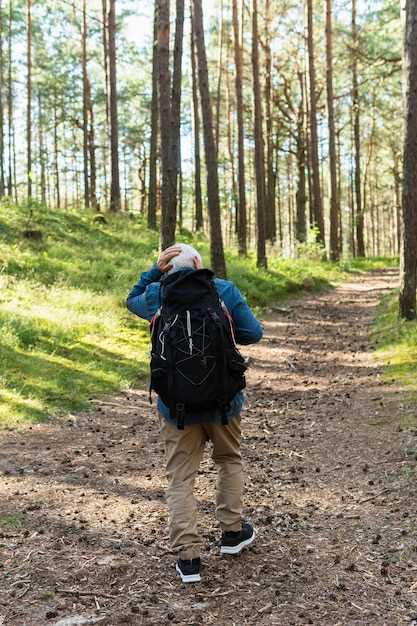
[209,308,230,426]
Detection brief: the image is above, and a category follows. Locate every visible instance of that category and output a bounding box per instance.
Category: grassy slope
[373,289,417,425]
[0,200,397,427]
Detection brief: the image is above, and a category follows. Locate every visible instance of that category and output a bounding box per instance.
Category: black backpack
[149,269,247,429]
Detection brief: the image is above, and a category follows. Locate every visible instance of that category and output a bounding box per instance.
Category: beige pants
[159,414,243,560]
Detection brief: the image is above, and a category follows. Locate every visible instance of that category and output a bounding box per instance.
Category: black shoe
[175,558,201,583]
[220,521,256,555]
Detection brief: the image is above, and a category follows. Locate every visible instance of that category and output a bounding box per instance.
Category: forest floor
[2,268,417,626]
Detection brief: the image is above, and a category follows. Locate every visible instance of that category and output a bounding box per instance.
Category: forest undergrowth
[0,201,399,426]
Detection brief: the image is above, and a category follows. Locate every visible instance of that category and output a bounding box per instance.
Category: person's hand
[157,245,181,273]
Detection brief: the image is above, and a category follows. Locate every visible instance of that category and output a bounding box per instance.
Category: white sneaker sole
[220,528,256,555]
[175,563,201,583]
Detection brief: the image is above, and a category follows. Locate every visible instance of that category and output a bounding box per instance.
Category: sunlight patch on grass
[373,290,417,427]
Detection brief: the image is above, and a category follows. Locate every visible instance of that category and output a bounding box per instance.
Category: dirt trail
[2,268,417,626]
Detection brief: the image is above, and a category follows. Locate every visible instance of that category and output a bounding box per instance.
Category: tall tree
[169,0,184,230]
[232,0,247,255]
[352,0,364,256]
[192,0,226,277]
[81,0,90,209]
[26,0,32,201]
[0,0,5,196]
[190,1,203,231]
[264,0,276,243]
[296,71,307,243]
[399,0,417,320]
[108,0,121,212]
[7,0,13,198]
[157,0,175,247]
[306,0,324,244]
[158,0,176,249]
[147,2,158,229]
[325,0,339,260]
[252,0,267,268]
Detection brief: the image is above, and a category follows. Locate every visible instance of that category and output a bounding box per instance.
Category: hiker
[126,243,263,583]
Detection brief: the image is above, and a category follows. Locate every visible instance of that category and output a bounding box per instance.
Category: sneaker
[175,558,201,583]
[220,521,256,555]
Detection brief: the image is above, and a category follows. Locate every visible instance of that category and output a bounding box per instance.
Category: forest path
[2,268,417,626]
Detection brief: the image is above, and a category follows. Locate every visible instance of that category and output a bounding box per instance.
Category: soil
[1,268,417,626]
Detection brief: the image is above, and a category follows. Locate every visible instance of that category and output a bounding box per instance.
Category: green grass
[373,290,417,426]
[0,199,397,427]
[0,514,22,529]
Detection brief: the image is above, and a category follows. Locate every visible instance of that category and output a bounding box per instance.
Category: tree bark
[86,75,98,210]
[7,0,13,198]
[232,0,247,255]
[108,0,121,212]
[26,0,32,201]
[168,0,184,234]
[82,0,90,208]
[306,0,324,244]
[325,0,339,260]
[399,0,417,319]
[101,0,109,209]
[148,2,158,230]
[192,0,226,277]
[38,93,46,205]
[53,89,61,209]
[264,0,276,243]
[252,0,267,268]
[295,71,307,243]
[352,0,364,256]
[157,0,175,247]
[190,2,203,231]
[0,0,5,196]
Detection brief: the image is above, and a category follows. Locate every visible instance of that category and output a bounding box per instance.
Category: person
[126,243,263,583]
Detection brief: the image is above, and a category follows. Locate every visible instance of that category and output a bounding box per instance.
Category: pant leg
[204,416,243,532]
[159,415,207,560]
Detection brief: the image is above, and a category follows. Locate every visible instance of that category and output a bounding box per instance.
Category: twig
[357,488,391,505]
[56,588,118,599]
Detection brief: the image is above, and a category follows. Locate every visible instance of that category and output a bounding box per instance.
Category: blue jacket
[126,264,263,425]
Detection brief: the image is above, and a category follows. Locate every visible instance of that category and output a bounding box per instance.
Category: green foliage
[0,201,398,427]
[373,289,417,426]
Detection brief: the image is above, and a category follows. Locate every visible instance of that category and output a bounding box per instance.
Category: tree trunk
[53,90,61,209]
[325,0,339,260]
[192,0,226,277]
[264,0,276,243]
[295,71,307,243]
[215,0,224,159]
[352,0,364,256]
[86,75,98,210]
[82,0,90,208]
[157,0,175,247]
[251,0,267,268]
[0,0,5,196]
[108,0,121,212]
[148,2,158,229]
[232,0,247,255]
[168,0,184,234]
[26,0,32,201]
[7,0,13,198]
[399,0,417,320]
[38,93,46,205]
[190,2,203,231]
[102,0,109,209]
[306,0,324,243]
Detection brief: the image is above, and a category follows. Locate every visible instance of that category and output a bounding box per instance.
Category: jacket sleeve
[126,264,162,321]
[228,285,263,345]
